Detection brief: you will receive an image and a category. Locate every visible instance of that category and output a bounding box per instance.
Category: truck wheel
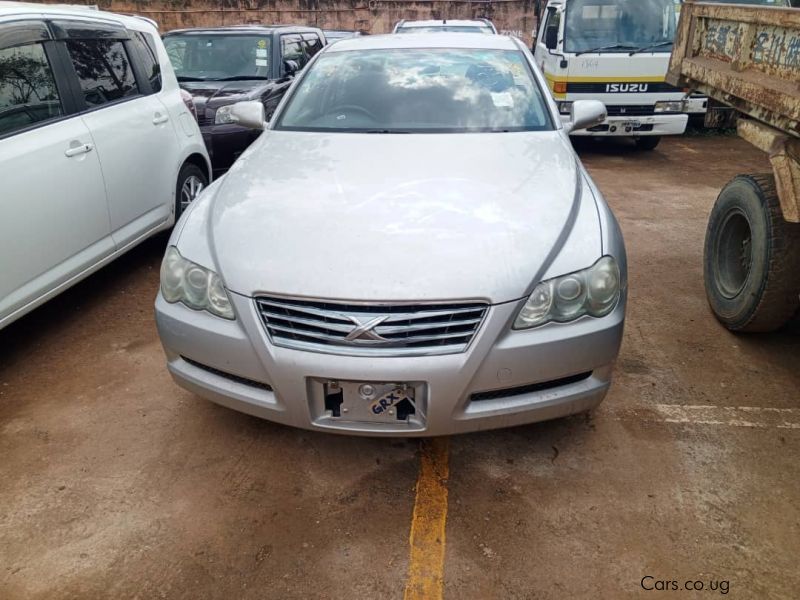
[634,136,661,151]
[176,163,208,220]
[704,174,800,332]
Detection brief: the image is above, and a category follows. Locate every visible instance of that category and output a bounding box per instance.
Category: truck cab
[533,0,688,150]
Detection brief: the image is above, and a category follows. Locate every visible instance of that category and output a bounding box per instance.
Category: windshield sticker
[491,92,514,108]
[257,39,267,49]
[256,48,267,58]
[255,58,268,67]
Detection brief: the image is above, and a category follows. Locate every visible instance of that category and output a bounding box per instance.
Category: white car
[0,2,211,330]
[393,19,498,34]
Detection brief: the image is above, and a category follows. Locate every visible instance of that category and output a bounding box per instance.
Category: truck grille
[255,296,488,356]
[605,105,656,117]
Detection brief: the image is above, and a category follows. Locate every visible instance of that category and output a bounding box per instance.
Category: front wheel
[634,136,661,151]
[175,163,208,221]
[704,174,800,332]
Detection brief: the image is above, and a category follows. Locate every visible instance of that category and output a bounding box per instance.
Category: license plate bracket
[323,380,419,424]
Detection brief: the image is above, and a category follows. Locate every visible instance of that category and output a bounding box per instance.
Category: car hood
[200,130,599,304]
[179,80,274,112]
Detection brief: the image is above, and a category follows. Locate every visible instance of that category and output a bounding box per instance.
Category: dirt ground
[1,135,798,600]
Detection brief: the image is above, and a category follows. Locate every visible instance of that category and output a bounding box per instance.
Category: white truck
[533,0,689,150]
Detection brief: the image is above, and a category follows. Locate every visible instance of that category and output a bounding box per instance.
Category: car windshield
[565,0,677,54]
[276,48,552,133]
[397,26,494,34]
[163,34,272,80]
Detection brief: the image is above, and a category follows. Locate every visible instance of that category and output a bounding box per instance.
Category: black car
[163,25,326,176]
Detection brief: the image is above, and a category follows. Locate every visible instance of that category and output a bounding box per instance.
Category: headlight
[160,246,235,320]
[654,100,685,114]
[558,101,573,115]
[214,104,236,125]
[514,256,620,329]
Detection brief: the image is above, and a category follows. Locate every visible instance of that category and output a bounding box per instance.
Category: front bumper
[563,113,688,137]
[155,290,625,437]
[201,123,262,176]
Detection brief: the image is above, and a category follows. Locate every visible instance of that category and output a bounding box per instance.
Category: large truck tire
[704,174,800,332]
[634,136,661,151]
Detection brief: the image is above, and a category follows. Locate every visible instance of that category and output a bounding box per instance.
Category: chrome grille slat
[255,296,488,357]
[375,317,482,335]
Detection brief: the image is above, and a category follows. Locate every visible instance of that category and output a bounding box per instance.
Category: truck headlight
[160,246,235,320]
[214,104,236,125]
[514,256,620,329]
[654,100,684,113]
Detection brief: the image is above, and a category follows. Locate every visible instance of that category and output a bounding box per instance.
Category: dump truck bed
[667,1,800,137]
[668,1,800,223]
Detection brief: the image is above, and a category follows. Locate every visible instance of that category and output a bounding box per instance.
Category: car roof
[164,24,320,36]
[397,19,492,28]
[327,32,518,52]
[0,2,156,31]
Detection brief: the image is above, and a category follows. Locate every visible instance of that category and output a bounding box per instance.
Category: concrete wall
[42,1,538,44]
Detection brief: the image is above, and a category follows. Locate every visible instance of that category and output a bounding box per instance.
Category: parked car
[323,29,363,43]
[393,19,498,34]
[155,33,627,436]
[0,2,210,331]
[162,25,326,176]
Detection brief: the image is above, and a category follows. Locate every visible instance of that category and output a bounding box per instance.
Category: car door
[0,20,112,326]
[56,20,182,249]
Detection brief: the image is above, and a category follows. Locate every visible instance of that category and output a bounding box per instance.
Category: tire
[704,174,800,332]
[634,136,661,151]
[175,163,208,221]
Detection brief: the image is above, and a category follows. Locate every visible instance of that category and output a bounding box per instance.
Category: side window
[281,34,307,72]
[302,34,323,59]
[0,42,63,136]
[132,31,162,93]
[65,39,138,107]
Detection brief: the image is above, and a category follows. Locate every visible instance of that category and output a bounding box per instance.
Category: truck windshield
[163,34,272,81]
[693,0,788,4]
[564,0,677,55]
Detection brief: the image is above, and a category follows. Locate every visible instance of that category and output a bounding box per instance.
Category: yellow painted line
[403,437,450,600]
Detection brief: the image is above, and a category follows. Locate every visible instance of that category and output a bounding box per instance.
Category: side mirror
[567,100,607,133]
[283,59,300,76]
[229,101,266,131]
[545,26,558,50]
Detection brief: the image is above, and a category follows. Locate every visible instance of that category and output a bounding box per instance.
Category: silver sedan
[155,33,626,436]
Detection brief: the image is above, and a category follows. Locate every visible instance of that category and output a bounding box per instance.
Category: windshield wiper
[629,41,674,55]
[364,129,410,134]
[176,76,209,82]
[575,44,639,56]
[217,75,271,81]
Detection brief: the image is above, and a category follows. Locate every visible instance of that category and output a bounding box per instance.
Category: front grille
[255,296,488,356]
[197,109,212,127]
[605,105,656,117]
[470,372,592,402]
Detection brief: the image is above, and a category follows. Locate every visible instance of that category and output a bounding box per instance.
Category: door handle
[152,113,170,125]
[64,143,94,157]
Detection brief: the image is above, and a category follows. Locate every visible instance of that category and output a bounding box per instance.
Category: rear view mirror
[230,101,266,131]
[545,26,558,50]
[567,100,607,133]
